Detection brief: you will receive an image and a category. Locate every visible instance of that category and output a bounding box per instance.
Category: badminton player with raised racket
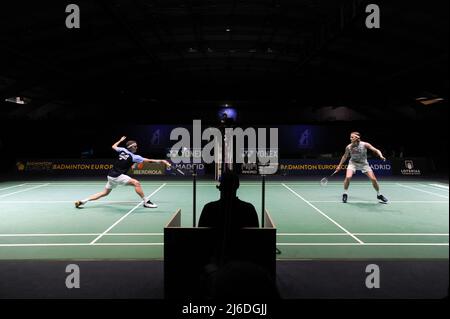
[334,132,388,203]
[75,136,171,209]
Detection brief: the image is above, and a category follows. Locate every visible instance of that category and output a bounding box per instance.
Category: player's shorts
[347,161,372,174]
[105,174,132,189]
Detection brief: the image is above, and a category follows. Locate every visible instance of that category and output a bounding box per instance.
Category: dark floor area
[0,260,447,299]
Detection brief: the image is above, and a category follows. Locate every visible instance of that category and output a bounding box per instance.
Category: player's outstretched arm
[112,136,126,151]
[365,143,386,161]
[143,158,171,167]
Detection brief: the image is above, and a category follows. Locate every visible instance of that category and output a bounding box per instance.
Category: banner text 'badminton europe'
[169,120,278,174]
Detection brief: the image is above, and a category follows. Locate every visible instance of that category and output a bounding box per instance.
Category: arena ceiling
[0,0,448,121]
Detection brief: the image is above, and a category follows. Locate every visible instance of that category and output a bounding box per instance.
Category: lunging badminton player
[334,132,388,203]
[75,136,171,208]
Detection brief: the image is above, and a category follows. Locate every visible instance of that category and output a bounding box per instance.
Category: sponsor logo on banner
[131,162,206,176]
[23,161,53,171]
[131,162,165,175]
[241,163,258,175]
[168,163,205,175]
[17,159,114,174]
[280,163,341,171]
[401,160,421,176]
[52,163,113,170]
[405,160,413,170]
[16,162,26,171]
[279,159,392,175]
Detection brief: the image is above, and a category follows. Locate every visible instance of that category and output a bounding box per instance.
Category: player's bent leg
[365,171,388,203]
[128,178,145,198]
[366,170,379,191]
[127,179,157,208]
[342,169,353,203]
[92,188,112,200]
[75,188,112,208]
[344,169,353,189]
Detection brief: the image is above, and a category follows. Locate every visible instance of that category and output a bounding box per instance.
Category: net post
[193,164,197,227]
[259,162,269,228]
[262,173,265,228]
[215,138,222,182]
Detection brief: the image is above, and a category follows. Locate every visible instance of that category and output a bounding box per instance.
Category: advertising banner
[16,159,206,176]
[392,158,431,176]
[16,159,114,175]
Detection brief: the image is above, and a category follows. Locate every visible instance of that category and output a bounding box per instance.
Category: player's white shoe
[143,200,157,208]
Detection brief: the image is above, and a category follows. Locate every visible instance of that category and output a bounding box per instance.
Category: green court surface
[0,179,448,260]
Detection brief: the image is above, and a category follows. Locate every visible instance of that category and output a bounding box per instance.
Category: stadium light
[5,97,28,105]
[415,93,444,106]
[416,97,444,106]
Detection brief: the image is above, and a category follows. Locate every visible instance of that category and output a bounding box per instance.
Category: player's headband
[127,143,137,149]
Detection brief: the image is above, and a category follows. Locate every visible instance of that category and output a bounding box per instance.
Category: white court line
[277,233,449,236]
[0,200,143,204]
[0,184,433,190]
[423,184,449,192]
[0,232,447,237]
[0,233,163,237]
[397,183,449,199]
[307,200,448,203]
[0,184,332,188]
[0,243,163,247]
[0,184,49,199]
[282,183,364,244]
[429,183,449,190]
[89,243,163,246]
[89,183,166,245]
[0,200,448,204]
[276,243,449,246]
[20,182,403,186]
[25,184,214,186]
[282,183,403,186]
[420,183,449,191]
[0,184,26,191]
[0,242,447,247]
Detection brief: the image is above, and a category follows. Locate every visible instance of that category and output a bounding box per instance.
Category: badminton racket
[320,171,338,186]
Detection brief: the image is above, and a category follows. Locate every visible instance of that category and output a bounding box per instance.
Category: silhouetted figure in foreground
[199,172,259,231]
[198,172,279,299]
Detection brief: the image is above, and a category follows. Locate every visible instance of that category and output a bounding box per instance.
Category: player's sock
[81,199,89,204]
[377,191,380,196]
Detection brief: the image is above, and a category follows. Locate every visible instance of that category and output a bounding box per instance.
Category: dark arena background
[0,0,448,316]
